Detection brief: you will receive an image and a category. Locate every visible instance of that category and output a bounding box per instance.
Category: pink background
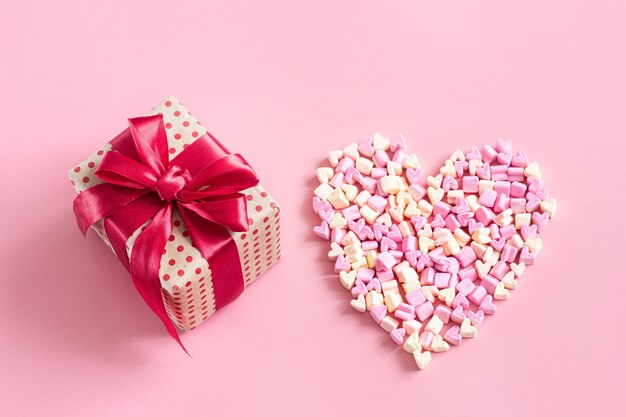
[1,1,625,416]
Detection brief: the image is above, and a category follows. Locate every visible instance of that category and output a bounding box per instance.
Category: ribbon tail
[104,193,164,270]
[129,203,189,355]
[179,206,245,310]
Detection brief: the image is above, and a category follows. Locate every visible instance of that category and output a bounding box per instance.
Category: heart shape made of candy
[312,134,557,370]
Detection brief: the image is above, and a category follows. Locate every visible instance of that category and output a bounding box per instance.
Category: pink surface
[1,1,625,416]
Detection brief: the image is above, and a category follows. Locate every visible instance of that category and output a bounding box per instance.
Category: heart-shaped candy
[312,136,557,369]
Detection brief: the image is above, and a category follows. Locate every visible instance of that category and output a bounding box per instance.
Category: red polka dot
[173,285,179,291]
[195,267,202,274]
[183,144,189,149]
[191,131,198,137]
[97,150,104,156]
[177,245,184,252]
[82,176,89,183]
[270,202,277,208]
[183,121,190,127]
[185,280,192,286]
[240,233,247,240]
[168,259,176,266]
[73,166,81,173]
[255,205,262,212]
[182,231,189,237]
[168,235,175,241]
[174,110,181,117]
[165,122,172,129]
[261,192,268,197]
[246,195,253,201]
[169,147,176,154]
[178,270,185,277]
[165,100,172,107]
[174,133,181,140]
[163,274,170,281]
[174,220,181,227]
[88,162,95,168]
[248,218,254,225]
[186,256,193,262]
[263,217,269,222]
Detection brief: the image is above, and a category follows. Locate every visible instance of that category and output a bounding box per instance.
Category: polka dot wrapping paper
[68,97,282,331]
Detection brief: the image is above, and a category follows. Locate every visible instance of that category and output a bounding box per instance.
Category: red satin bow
[73,115,259,352]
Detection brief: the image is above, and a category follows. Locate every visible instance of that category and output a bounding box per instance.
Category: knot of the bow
[154,165,191,201]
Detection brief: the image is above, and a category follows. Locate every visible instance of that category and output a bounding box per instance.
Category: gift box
[69,97,282,346]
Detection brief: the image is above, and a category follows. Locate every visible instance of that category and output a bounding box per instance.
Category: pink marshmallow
[420,267,436,285]
[444,213,461,231]
[457,266,478,281]
[373,150,390,167]
[419,331,434,350]
[434,305,453,324]
[494,181,511,197]
[434,272,451,288]
[367,195,388,212]
[481,275,499,294]
[467,309,485,327]
[342,205,361,221]
[456,278,476,296]
[376,251,396,271]
[450,305,467,324]
[481,145,498,163]
[475,206,495,226]
[356,268,375,283]
[377,270,395,283]
[362,240,378,251]
[480,294,497,315]
[510,181,527,198]
[402,235,417,252]
[468,285,488,305]
[501,244,519,262]
[370,167,387,179]
[336,157,354,173]
[416,301,435,321]
[493,193,510,213]
[331,228,347,244]
[463,176,479,193]
[433,202,452,218]
[406,289,427,307]
[453,292,470,309]
[409,184,426,201]
[478,188,498,208]
[490,261,508,279]
[456,246,477,268]
[444,326,462,346]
